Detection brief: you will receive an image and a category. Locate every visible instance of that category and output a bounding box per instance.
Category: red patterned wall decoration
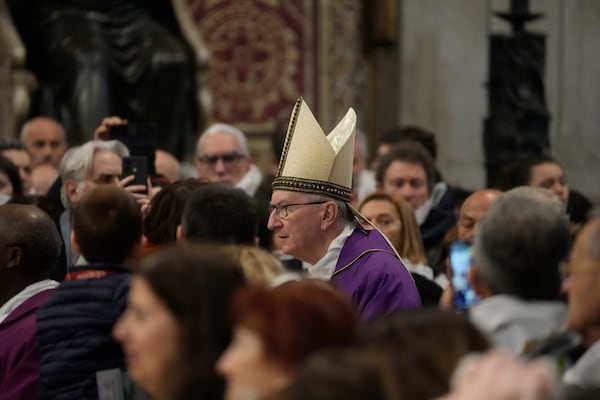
[187,0,317,135]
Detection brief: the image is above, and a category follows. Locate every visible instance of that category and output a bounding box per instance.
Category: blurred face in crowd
[370,143,392,171]
[22,117,67,167]
[457,190,502,244]
[562,219,600,346]
[1,149,32,195]
[528,162,569,207]
[0,171,14,198]
[67,150,122,205]
[114,277,180,398]
[267,190,329,264]
[217,326,291,400]
[359,198,402,250]
[380,160,430,210]
[195,132,250,186]
[31,164,59,197]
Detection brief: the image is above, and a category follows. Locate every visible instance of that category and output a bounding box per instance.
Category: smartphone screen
[450,242,479,309]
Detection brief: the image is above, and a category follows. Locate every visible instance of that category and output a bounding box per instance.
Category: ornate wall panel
[187,0,317,134]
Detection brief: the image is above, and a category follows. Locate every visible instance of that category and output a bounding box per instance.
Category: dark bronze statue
[9,0,199,159]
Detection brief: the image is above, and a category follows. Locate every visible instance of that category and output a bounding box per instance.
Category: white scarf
[0,279,59,323]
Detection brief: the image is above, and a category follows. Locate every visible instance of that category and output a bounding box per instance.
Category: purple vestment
[331,227,421,320]
[0,289,55,400]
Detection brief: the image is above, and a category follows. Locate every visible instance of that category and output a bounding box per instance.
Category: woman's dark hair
[136,244,246,400]
[0,154,25,201]
[143,179,208,245]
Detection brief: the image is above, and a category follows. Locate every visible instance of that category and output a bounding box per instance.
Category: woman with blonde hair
[222,245,285,286]
[359,191,442,305]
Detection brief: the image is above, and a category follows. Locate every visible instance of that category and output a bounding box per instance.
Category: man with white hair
[58,140,142,269]
[195,123,263,196]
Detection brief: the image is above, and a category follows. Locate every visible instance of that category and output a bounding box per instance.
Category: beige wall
[399,0,600,203]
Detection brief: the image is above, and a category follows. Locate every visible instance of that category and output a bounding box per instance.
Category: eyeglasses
[197,152,245,167]
[268,201,328,219]
[560,262,600,280]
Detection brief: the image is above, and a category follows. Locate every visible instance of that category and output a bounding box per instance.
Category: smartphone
[110,123,157,176]
[122,156,149,187]
[450,242,479,309]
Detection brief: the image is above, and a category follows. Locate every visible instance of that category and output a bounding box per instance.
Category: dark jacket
[37,264,131,400]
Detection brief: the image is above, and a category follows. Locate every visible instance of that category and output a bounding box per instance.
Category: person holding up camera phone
[94,116,160,211]
[439,189,501,311]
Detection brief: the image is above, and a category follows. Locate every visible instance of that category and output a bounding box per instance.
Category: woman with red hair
[216,280,358,400]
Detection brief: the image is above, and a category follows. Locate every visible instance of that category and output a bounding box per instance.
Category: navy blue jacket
[36,264,130,400]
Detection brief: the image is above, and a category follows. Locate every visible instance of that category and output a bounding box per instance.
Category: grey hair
[59,140,129,207]
[502,186,566,215]
[472,194,569,300]
[307,193,354,226]
[196,123,249,157]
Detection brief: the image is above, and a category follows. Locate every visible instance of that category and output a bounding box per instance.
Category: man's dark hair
[73,186,143,264]
[379,126,437,160]
[513,154,561,187]
[144,179,208,245]
[182,183,258,245]
[375,141,436,193]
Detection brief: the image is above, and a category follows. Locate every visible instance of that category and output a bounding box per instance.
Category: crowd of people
[0,97,598,400]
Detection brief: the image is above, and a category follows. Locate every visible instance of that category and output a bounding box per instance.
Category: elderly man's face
[381,160,429,210]
[23,118,68,167]
[195,133,250,186]
[458,190,501,244]
[562,220,600,346]
[68,150,122,205]
[2,149,32,195]
[267,190,327,264]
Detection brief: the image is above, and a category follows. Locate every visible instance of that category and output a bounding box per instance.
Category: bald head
[458,189,502,243]
[0,204,62,305]
[155,149,181,182]
[20,117,67,167]
[0,204,62,269]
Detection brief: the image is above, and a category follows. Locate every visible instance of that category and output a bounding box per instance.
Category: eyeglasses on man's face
[559,261,600,280]
[197,151,245,168]
[268,201,328,219]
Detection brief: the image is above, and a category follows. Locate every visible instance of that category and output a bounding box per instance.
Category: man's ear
[5,246,22,269]
[176,224,185,243]
[65,180,80,204]
[320,202,338,230]
[468,264,489,299]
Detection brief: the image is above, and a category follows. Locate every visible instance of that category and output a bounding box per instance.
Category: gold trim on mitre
[273,97,356,202]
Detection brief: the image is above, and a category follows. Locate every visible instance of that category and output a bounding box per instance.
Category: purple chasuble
[331,227,421,320]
